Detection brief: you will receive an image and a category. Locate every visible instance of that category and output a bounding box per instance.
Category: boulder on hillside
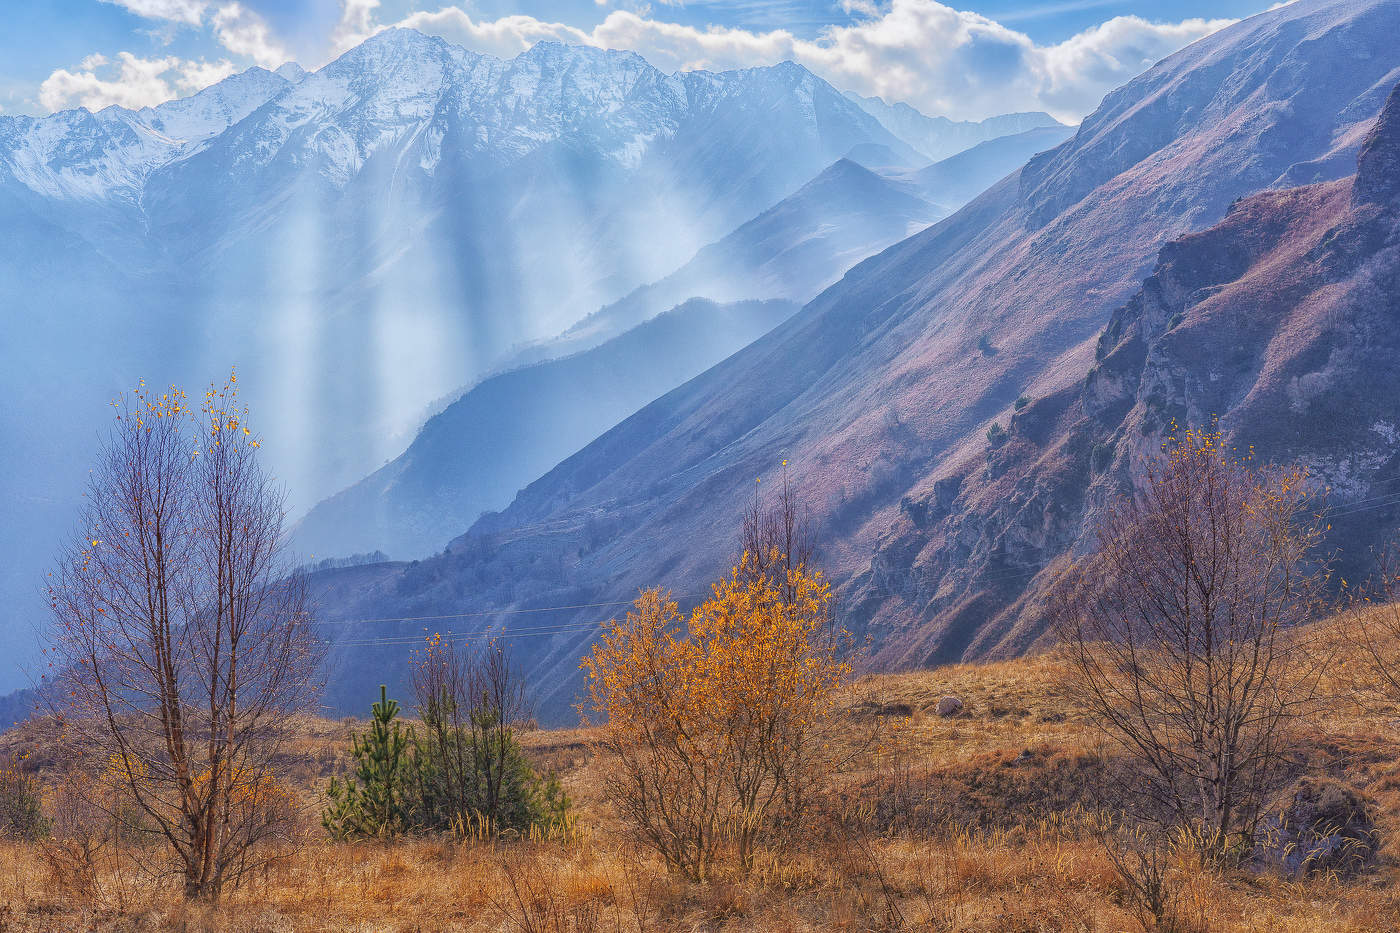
[1255,777,1380,878]
[935,696,964,717]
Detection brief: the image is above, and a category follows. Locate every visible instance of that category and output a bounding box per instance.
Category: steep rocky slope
[309,0,1400,719]
[867,76,1400,666]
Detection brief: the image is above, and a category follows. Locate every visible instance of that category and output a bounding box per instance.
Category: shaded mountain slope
[904,125,1077,211]
[307,0,1400,720]
[844,95,1066,161]
[293,298,798,560]
[554,159,940,351]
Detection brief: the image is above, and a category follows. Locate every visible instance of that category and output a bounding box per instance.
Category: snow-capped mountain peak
[3,31,917,206]
[139,66,292,144]
[274,62,308,83]
[0,65,292,201]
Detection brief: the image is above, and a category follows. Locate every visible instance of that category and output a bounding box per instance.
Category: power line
[335,618,615,649]
[1327,491,1400,519]
[312,597,660,627]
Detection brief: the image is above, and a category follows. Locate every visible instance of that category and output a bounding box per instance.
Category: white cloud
[839,0,882,16]
[100,0,207,27]
[332,0,384,55]
[39,51,234,112]
[211,2,290,67]
[97,0,289,67]
[389,8,588,60]
[174,58,238,92]
[43,0,288,112]
[1037,15,1231,115]
[351,0,1232,121]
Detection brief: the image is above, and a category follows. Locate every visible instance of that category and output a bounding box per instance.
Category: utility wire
[312,597,665,627]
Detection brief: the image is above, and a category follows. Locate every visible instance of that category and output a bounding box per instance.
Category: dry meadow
[3,616,1400,932]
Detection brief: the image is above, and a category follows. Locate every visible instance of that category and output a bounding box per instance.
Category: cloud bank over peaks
[39,51,236,112]
[341,0,1236,122]
[35,0,288,112]
[51,0,1235,123]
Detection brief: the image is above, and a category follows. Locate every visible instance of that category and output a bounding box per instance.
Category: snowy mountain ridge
[0,66,294,202]
[1,31,922,206]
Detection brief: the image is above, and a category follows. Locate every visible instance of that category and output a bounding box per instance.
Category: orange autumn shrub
[582,550,848,879]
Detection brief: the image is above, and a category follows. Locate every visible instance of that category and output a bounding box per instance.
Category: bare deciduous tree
[47,375,321,900]
[1054,426,1326,860]
[741,459,814,597]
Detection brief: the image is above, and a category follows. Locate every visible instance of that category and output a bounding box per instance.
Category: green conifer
[323,685,412,840]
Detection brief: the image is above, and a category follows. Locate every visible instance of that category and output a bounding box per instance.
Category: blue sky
[0,0,1282,121]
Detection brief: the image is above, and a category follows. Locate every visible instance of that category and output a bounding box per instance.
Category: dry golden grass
[5,611,1400,931]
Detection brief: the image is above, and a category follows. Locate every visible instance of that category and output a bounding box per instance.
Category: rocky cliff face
[863,76,1400,667]
[1355,78,1400,206]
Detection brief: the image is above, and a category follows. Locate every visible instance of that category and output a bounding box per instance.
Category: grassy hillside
[4,610,1400,931]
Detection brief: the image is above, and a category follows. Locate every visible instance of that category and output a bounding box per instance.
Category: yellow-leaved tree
[582,547,847,880]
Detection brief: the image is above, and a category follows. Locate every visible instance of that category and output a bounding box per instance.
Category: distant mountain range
[844,93,1067,162]
[900,126,1077,212]
[300,0,1400,722]
[1,30,1062,690]
[1,31,917,511]
[542,158,942,357]
[293,123,1077,561]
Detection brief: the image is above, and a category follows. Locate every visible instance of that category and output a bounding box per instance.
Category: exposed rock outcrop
[1256,778,1381,878]
[1355,77,1400,207]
